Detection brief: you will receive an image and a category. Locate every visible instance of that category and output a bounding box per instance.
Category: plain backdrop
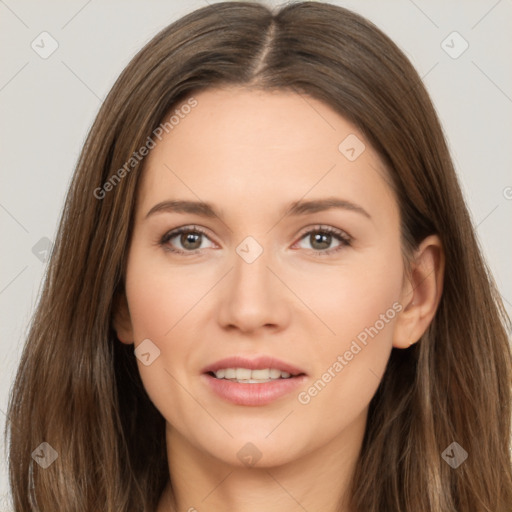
[1,0,511,505]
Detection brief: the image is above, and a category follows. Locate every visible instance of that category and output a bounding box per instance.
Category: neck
[157,409,366,512]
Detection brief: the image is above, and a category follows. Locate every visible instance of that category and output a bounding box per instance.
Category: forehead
[137,86,395,219]
[150,86,362,161]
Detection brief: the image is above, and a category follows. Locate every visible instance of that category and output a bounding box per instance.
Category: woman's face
[118,86,408,468]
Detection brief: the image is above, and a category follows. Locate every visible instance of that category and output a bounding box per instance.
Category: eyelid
[295,224,352,242]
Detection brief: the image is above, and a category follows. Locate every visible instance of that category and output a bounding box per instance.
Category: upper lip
[201,356,307,376]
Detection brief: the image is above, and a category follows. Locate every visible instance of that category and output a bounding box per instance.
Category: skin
[114,86,444,512]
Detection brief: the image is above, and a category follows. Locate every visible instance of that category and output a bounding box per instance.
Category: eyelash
[159,224,352,257]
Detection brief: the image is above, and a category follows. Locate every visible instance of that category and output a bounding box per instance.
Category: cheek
[123,245,216,418]
[123,263,198,436]
[295,237,403,352]
[124,249,211,340]
[294,241,403,422]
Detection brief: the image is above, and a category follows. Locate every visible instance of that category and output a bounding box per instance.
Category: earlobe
[112,290,135,344]
[393,235,445,349]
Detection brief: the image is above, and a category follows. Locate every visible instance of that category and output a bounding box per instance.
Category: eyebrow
[145,197,371,220]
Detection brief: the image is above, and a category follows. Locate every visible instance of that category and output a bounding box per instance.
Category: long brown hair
[5,2,511,511]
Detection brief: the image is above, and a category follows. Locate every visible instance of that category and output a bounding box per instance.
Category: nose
[216,238,291,334]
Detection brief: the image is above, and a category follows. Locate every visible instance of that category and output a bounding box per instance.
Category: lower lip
[202,373,307,406]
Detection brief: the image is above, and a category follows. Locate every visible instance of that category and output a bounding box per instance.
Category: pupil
[312,232,330,250]
[182,232,201,250]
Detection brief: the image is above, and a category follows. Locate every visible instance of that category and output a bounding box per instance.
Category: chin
[204,432,308,470]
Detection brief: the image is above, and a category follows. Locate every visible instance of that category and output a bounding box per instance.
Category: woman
[5,2,511,511]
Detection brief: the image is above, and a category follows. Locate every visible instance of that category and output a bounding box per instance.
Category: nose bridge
[232,234,273,296]
[235,234,266,267]
[217,232,288,331]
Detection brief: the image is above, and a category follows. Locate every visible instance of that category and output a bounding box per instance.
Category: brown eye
[309,232,333,250]
[160,226,214,254]
[178,232,202,250]
[295,226,352,255]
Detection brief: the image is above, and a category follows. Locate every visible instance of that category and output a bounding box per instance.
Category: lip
[201,355,307,406]
[201,355,306,376]
[202,373,308,406]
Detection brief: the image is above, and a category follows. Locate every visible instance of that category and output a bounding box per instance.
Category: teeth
[224,368,236,379]
[236,368,252,380]
[269,368,282,379]
[212,367,296,382]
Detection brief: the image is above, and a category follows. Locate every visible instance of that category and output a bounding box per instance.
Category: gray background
[1,0,511,505]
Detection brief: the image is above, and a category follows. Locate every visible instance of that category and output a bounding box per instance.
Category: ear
[112,290,135,344]
[393,234,445,349]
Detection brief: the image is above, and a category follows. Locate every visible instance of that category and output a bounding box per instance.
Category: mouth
[206,367,305,383]
[201,355,307,381]
[201,356,307,406]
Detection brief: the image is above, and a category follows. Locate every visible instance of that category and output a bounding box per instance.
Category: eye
[159,224,352,256]
[159,225,215,254]
[293,225,352,256]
